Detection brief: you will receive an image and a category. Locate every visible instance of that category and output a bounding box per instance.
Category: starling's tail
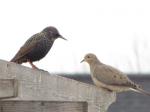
[10,58,22,64]
[10,58,16,62]
[130,85,150,96]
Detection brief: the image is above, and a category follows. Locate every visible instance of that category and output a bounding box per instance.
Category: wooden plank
[0,101,87,112]
[0,60,116,112]
[0,79,18,99]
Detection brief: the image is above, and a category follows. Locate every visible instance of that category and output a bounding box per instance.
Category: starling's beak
[59,35,67,40]
[80,59,85,63]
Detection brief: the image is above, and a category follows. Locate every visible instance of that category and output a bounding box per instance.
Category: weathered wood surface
[0,101,87,112]
[0,60,116,112]
[0,79,18,99]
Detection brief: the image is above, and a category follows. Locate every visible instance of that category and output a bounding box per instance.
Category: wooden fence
[0,60,116,112]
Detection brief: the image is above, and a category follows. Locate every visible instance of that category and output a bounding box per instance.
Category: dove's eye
[87,56,90,58]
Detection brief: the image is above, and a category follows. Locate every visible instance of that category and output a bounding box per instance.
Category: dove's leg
[101,87,113,92]
[28,60,38,69]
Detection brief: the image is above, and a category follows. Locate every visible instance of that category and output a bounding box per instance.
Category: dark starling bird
[11,26,67,69]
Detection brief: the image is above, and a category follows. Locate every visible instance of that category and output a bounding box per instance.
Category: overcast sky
[0,0,150,74]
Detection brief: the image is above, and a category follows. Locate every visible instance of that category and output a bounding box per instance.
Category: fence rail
[0,60,116,112]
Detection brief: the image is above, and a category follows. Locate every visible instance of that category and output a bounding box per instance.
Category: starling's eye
[55,33,60,37]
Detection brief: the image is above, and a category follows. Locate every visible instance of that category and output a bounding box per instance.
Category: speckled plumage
[11,26,66,68]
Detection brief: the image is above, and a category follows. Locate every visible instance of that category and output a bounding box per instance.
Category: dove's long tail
[130,86,150,96]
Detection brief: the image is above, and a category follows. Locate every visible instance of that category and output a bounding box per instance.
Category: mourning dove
[11,26,67,69]
[81,53,150,96]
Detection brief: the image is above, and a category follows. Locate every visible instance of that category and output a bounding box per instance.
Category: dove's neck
[90,59,102,65]
[89,60,102,73]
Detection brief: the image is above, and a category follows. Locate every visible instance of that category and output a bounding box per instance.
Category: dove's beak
[80,59,85,63]
[59,35,67,40]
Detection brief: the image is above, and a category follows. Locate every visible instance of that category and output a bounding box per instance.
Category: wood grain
[0,60,116,112]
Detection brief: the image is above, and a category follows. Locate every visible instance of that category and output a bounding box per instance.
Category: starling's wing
[92,64,135,87]
[11,33,44,62]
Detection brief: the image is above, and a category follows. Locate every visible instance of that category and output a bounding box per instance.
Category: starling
[81,53,150,96]
[11,26,66,69]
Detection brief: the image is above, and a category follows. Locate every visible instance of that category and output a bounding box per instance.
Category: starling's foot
[28,60,39,69]
[32,65,39,69]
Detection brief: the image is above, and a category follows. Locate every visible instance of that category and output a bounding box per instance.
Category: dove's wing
[92,64,135,87]
[11,33,44,62]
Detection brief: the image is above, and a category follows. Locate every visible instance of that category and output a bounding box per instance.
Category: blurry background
[0,0,150,74]
[0,0,150,112]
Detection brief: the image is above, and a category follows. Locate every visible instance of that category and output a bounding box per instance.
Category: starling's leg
[28,60,38,69]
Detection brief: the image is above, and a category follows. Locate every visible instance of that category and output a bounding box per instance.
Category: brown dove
[81,53,150,96]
